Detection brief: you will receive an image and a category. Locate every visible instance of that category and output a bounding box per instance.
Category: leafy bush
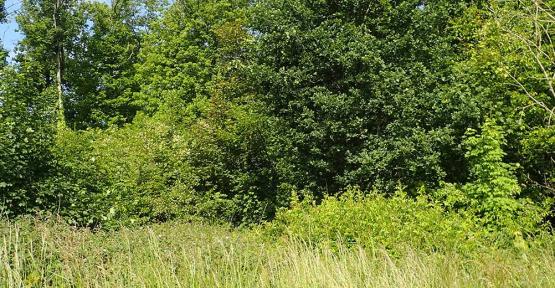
[171,94,279,224]
[435,119,549,239]
[265,187,485,253]
[42,128,109,226]
[0,67,57,217]
[88,113,192,225]
[47,96,277,226]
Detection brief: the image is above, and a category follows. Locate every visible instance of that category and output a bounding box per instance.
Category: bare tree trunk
[54,0,65,129]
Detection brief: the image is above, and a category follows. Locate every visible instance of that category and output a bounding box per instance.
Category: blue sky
[0,0,22,54]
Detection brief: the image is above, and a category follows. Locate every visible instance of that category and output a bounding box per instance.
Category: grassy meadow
[1,219,555,288]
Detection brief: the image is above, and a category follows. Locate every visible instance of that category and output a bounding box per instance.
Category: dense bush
[0,68,56,217]
[41,97,277,226]
[266,187,550,253]
[43,129,109,226]
[178,96,279,224]
[266,187,486,252]
[436,120,550,237]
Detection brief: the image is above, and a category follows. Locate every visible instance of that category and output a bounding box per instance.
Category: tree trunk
[54,0,65,129]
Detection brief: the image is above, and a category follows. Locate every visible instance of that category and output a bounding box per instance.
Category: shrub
[83,112,200,226]
[177,95,279,224]
[57,98,277,226]
[265,187,485,253]
[0,67,56,218]
[435,119,549,240]
[43,128,109,226]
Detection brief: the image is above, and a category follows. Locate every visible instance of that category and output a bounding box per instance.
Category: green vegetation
[267,189,485,252]
[2,219,555,288]
[1,0,555,286]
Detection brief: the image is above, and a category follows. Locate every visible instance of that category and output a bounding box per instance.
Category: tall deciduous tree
[133,0,248,115]
[247,0,472,195]
[16,0,161,129]
[64,0,163,128]
[16,0,83,129]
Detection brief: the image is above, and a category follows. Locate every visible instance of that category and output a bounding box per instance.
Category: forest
[1,0,555,286]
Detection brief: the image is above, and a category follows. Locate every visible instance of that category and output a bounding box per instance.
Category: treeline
[0,0,553,232]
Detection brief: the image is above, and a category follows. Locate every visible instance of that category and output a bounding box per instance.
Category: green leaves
[1,0,554,229]
[134,0,248,115]
[248,0,469,195]
[63,0,160,128]
[267,187,485,253]
[0,67,56,217]
[436,119,547,237]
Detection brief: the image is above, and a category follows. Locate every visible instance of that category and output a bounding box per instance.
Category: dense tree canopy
[247,0,473,195]
[0,0,553,231]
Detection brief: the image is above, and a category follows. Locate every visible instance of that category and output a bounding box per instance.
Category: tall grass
[1,219,555,287]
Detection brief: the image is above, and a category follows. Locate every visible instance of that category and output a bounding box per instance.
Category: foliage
[90,97,276,225]
[247,0,473,196]
[450,0,555,202]
[0,67,56,217]
[15,0,82,90]
[265,187,485,253]
[64,0,156,128]
[436,119,549,237]
[16,0,162,129]
[178,95,278,224]
[88,113,199,225]
[0,67,106,224]
[40,98,276,226]
[133,0,248,115]
[0,46,6,67]
[44,129,109,226]
[521,126,555,196]
[1,0,555,236]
